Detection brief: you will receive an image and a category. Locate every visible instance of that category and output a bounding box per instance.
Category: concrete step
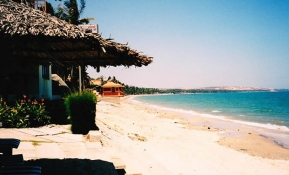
[111,157,126,170]
[110,157,142,175]
[34,143,65,159]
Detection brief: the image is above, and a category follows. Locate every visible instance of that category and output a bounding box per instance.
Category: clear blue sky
[48,0,289,89]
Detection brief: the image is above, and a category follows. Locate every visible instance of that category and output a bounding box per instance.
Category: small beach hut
[101,82,124,97]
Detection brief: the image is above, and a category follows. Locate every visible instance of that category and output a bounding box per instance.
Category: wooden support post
[79,65,82,92]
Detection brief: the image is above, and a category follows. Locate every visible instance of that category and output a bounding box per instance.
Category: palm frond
[79,0,86,15]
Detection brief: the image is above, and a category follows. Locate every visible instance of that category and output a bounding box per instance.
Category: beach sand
[96,96,289,175]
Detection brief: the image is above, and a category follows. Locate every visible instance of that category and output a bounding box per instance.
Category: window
[42,64,49,80]
[103,88,111,91]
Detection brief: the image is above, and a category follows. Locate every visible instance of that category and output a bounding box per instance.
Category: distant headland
[156,86,289,94]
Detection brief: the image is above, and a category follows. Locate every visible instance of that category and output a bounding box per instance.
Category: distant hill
[157,86,289,94]
[199,86,276,91]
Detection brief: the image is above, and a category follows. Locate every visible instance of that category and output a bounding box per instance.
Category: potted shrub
[64,92,98,134]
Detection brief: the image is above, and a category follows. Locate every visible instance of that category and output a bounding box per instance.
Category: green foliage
[0,102,50,128]
[64,91,98,134]
[123,85,160,95]
[54,0,94,25]
[46,2,55,16]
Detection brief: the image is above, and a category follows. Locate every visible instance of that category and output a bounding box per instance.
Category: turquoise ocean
[131,91,289,148]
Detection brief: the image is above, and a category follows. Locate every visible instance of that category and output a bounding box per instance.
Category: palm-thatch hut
[0,0,153,102]
[101,81,124,97]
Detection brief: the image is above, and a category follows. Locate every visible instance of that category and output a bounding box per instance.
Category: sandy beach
[3,95,288,175]
[96,96,289,175]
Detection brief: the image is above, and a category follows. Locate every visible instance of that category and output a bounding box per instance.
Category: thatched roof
[102,81,124,88]
[0,0,153,68]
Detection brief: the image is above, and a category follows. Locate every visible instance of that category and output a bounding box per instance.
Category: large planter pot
[64,92,98,134]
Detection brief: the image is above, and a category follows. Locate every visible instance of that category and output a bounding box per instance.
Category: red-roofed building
[101,82,124,97]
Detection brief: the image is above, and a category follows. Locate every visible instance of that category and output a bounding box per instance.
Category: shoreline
[128,94,289,149]
[96,96,289,174]
[129,93,289,129]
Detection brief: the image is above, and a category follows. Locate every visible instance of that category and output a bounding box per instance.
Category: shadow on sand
[25,158,118,175]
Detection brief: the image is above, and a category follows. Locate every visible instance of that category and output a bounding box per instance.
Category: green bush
[0,102,51,128]
[64,91,98,134]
